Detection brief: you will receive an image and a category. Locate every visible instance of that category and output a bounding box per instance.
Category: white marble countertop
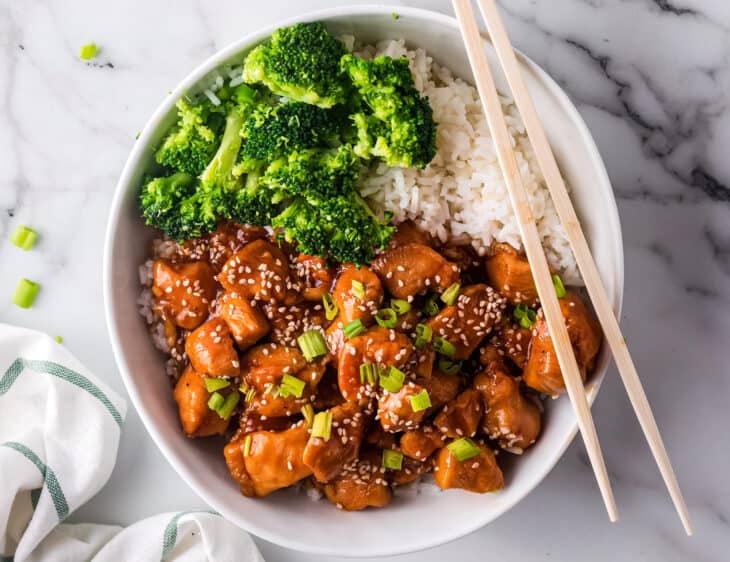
[1,0,728,560]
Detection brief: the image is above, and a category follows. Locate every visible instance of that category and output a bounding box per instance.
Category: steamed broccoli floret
[240,101,342,162]
[222,171,284,226]
[155,98,224,175]
[341,54,437,169]
[262,145,360,200]
[272,190,395,265]
[140,171,216,240]
[242,22,348,108]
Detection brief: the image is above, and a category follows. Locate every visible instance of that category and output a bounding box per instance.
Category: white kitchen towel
[0,324,263,562]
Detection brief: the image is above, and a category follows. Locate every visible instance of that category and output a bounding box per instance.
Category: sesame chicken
[184,318,240,377]
[485,242,540,306]
[218,292,270,350]
[152,259,218,330]
[434,442,504,493]
[332,264,383,325]
[372,243,459,299]
[173,365,232,437]
[218,239,290,302]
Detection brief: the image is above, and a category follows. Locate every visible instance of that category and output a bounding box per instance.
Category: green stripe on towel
[1,442,69,520]
[161,510,219,561]
[0,358,123,427]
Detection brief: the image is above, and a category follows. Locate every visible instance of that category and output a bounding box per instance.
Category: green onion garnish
[79,42,98,60]
[343,318,365,340]
[351,279,365,300]
[217,391,240,420]
[382,449,404,470]
[374,308,398,328]
[379,366,405,393]
[301,404,314,427]
[54,336,63,344]
[391,299,411,314]
[409,389,432,412]
[311,410,333,440]
[440,283,461,306]
[519,308,537,329]
[447,438,481,461]
[13,279,40,309]
[513,304,528,321]
[414,323,433,349]
[392,12,400,20]
[297,329,327,362]
[244,387,256,404]
[243,434,252,457]
[438,358,462,376]
[207,391,225,411]
[204,377,231,393]
[322,294,338,321]
[279,374,306,398]
[433,337,456,357]
[552,274,566,299]
[360,363,379,385]
[424,294,440,316]
[10,226,37,251]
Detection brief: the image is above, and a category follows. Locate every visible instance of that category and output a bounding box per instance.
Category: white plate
[103,5,623,557]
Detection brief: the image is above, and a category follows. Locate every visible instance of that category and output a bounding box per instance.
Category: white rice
[353,39,579,283]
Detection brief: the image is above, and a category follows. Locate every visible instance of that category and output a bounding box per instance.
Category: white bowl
[104,5,623,557]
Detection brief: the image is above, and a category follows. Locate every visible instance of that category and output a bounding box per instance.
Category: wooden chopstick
[474,0,693,535]
[452,0,619,522]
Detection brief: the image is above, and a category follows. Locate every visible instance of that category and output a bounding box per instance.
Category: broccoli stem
[200,108,244,187]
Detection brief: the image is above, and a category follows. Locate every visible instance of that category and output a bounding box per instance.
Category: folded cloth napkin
[0,324,263,562]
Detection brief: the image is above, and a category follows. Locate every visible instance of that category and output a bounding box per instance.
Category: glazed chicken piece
[152,259,218,330]
[295,253,335,302]
[303,402,366,482]
[378,382,429,432]
[474,361,542,452]
[394,308,420,333]
[239,413,293,434]
[218,239,291,302]
[523,290,602,396]
[241,344,325,417]
[434,442,504,493]
[372,243,459,300]
[173,365,231,437]
[218,293,270,350]
[224,423,312,497]
[323,451,392,511]
[389,456,433,486]
[207,221,268,271]
[338,327,413,402]
[489,319,532,369]
[433,389,483,439]
[485,242,539,306]
[264,302,326,348]
[332,264,383,325]
[365,424,398,451]
[406,347,436,380]
[387,220,433,249]
[184,317,240,377]
[426,284,506,360]
[400,427,445,461]
[416,370,460,411]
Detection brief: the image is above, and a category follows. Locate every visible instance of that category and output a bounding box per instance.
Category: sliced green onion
[322,293,338,321]
[440,283,461,306]
[10,226,37,251]
[244,387,256,404]
[311,410,333,440]
[552,274,566,299]
[204,377,231,392]
[424,294,440,317]
[379,366,405,393]
[13,279,40,309]
[392,12,400,20]
[519,308,537,329]
[391,299,411,315]
[217,391,240,420]
[433,337,456,357]
[243,434,252,457]
[382,449,404,470]
[54,336,63,344]
[513,304,528,321]
[207,391,225,411]
[279,374,306,398]
[447,438,481,461]
[79,42,98,60]
[414,323,433,349]
[297,329,327,361]
[409,389,432,412]
[374,308,397,328]
[360,363,379,385]
[343,318,365,340]
[438,358,462,376]
[351,279,365,300]
[301,404,315,427]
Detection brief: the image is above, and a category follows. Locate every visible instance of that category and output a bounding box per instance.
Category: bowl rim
[103,4,624,556]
